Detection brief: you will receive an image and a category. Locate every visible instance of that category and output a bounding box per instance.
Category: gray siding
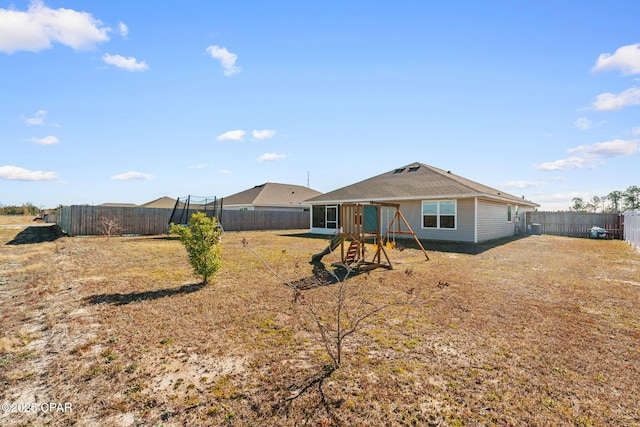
[476,199,515,242]
[396,198,475,242]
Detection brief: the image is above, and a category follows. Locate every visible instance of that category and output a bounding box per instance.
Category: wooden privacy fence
[525,211,623,239]
[57,206,174,236]
[56,205,310,236]
[221,209,309,231]
[624,210,640,252]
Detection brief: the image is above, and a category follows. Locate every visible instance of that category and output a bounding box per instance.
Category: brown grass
[0,221,639,426]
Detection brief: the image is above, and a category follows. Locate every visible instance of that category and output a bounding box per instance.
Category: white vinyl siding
[476,199,516,242]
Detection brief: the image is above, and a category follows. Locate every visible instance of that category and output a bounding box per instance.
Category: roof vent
[393,168,405,174]
[408,166,420,172]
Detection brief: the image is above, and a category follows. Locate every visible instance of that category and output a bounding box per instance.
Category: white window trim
[422,200,457,230]
[326,205,338,229]
[507,204,512,223]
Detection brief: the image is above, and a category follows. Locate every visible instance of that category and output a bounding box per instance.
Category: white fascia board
[308,193,539,207]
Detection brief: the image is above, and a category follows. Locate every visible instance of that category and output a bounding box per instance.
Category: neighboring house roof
[224,182,322,207]
[305,162,539,207]
[100,202,138,207]
[140,196,181,209]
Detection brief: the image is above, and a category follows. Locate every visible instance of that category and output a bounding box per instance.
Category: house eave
[307,193,539,207]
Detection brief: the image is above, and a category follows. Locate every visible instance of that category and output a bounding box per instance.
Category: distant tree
[169,212,222,285]
[623,185,640,211]
[570,197,588,212]
[587,196,602,213]
[607,191,623,213]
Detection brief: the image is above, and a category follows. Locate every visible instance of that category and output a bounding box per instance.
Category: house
[223,182,322,212]
[304,162,539,243]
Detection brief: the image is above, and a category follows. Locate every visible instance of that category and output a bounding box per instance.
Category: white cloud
[632,127,640,136]
[118,21,128,39]
[502,181,544,189]
[568,138,639,157]
[257,153,286,162]
[218,169,231,174]
[0,0,111,54]
[592,43,640,75]
[532,191,587,211]
[102,53,148,71]
[216,130,245,142]
[535,138,639,171]
[29,135,59,145]
[205,45,241,76]
[252,129,276,140]
[591,87,640,111]
[111,171,155,181]
[0,165,58,181]
[188,163,212,169]
[24,109,47,125]
[574,117,592,130]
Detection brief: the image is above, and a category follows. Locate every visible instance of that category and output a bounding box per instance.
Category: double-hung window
[422,200,456,229]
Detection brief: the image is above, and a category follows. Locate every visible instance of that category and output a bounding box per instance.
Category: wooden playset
[311,202,429,270]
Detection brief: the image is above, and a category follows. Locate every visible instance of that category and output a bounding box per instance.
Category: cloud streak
[535,139,639,171]
[0,165,58,181]
[103,53,148,71]
[29,135,59,145]
[257,153,286,162]
[205,45,241,76]
[252,129,276,140]
[111,171,155,181]
[216,130,245,142]
[0,0,111,54]
[24,109,47,125]
[590,87,640,111]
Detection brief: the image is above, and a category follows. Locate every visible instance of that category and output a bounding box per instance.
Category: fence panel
[56,206,310,236]
[220,210,309,231]
[525,211,623,239]
[624,210,640,253]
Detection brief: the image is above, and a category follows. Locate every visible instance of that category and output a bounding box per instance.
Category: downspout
[474,197,478,243]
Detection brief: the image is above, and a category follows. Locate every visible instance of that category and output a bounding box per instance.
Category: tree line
[569,185,640,213]
[0,202,41,216]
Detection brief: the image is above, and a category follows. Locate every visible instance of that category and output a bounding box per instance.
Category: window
[507,205,512,222]
[312,206,325,228]
[422,200,456,229]
[326,205,338,229]
[312,205,338,229]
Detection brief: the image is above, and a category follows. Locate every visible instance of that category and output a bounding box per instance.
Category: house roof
[305,162,539,207]
[100,202,138,207]
[224,182,322,207]
[140,196,180,209]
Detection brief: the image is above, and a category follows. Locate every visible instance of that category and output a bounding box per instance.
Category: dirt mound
[5,224,67,245]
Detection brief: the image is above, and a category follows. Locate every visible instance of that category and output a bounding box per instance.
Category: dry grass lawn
[1,216,639,426]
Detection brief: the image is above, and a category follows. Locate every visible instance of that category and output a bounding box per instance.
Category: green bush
[169,212,222,284]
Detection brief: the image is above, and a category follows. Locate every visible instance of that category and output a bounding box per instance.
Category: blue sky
[1,0,639,210]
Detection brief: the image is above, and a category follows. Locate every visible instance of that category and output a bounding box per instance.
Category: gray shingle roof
[224,182,322,207]
[305,162,538,207]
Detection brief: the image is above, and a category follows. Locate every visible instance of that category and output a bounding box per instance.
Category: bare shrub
[98,215,122,240]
